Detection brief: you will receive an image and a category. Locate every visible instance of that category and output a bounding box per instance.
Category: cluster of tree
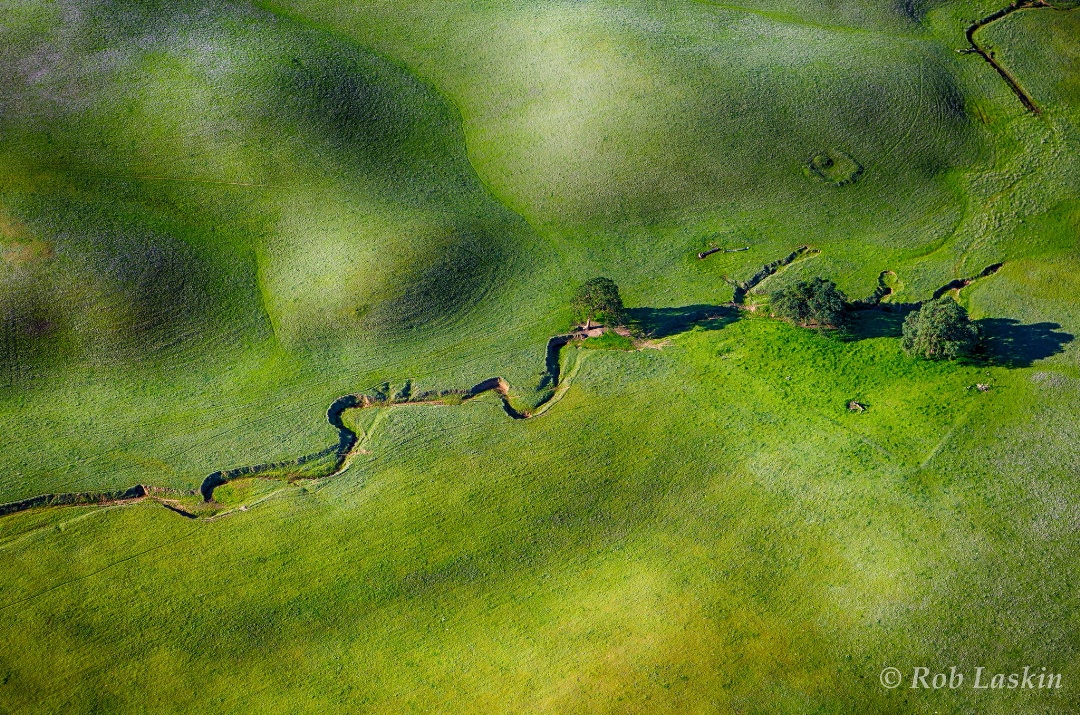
[770,278,849,329]
[570,275,980,361]
[770,279,979,360]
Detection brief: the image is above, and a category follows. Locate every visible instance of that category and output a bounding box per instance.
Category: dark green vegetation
[902,297,981,359]
[570,277,625,328]
[771,277,850,328]
[1,0,1079,712]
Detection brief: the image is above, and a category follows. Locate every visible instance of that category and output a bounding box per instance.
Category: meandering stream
[963,0,1072,114]
[0,251,1006,520]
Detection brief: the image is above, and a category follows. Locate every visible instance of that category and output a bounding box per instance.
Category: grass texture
[1,0,1079,712]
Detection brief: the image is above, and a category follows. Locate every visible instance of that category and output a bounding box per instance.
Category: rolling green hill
[0,0,546,500]
[1,0,1079,712]
[266,0,986,296]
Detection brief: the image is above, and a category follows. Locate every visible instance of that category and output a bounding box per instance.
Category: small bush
[771,278,848,328]
[901,298,979,360]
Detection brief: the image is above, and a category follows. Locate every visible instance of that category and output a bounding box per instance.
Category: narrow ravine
[853,263,1004,310]
[730,245,816,304]
[0,327,608,520]
[962,0,1060,114]
[0,250,1008,521]
[196,329,597,503]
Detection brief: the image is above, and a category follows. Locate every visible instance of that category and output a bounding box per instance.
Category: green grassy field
[1,0,1079,711]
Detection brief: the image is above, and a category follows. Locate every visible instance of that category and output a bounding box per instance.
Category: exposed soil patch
[698,246,749,260]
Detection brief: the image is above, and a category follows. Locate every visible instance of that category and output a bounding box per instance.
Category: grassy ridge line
[0,0,561,501]
[243,0,574,331]
[250,0,559,257]
[254,0,977,289]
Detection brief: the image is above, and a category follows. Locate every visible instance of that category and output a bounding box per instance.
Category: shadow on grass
[844,310,908,340]
[625,305,739,338]
[980,318,1074,367]
[844,312,1073,367]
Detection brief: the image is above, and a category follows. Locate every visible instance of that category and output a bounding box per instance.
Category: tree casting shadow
[844,313,1072,368]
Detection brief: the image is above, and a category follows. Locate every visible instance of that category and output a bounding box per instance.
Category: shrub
[770,277,848,328]
[571,277,624,327]
[901,298,980,360]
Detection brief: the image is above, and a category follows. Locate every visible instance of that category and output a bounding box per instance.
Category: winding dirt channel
[963,0,1065,114]
[196,329,597,503]
[0,328,605,519]
[853,263,1003,310]
[0,251,1007,521]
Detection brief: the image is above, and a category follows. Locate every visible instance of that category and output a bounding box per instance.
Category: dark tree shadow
[844,313,1073,366]
[625,305,739,338]
[979,318,1074,367]
[844,310,908,341]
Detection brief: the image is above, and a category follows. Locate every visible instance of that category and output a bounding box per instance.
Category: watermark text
[879,666,1062,691]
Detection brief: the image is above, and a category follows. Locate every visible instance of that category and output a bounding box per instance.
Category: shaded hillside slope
[0,0,541,500]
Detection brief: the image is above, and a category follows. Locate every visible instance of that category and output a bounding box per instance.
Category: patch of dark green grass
[582,331,634,351]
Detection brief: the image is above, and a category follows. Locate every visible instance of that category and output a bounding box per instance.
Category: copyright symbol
[880,667,902,689]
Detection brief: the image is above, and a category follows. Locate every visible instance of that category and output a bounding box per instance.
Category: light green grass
[0,0,554,500]
[264,0,983,300]
[1,0,1080,712]
[2,319,1078,713]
